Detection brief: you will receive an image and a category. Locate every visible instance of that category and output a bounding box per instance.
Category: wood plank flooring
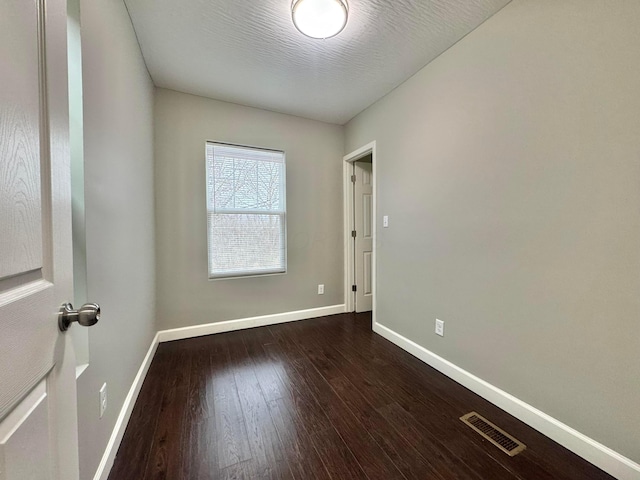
[108,313,614,480]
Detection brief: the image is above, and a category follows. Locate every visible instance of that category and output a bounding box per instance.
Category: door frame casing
[343,141,377,325]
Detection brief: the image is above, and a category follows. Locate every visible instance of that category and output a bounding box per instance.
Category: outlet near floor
[318,284,324,295]
[435,319,444,337]
[99,383,107,418]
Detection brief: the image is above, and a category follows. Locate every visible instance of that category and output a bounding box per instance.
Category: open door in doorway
[353,156,373,312]
[344,141,376,320]
[0,1,88,478]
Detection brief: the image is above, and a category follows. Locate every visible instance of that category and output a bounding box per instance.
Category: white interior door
[354,160,373,313]
[0,0,79,479]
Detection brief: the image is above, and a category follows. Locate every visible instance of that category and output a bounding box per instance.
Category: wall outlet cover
[318,284,324,295]
[435,319,444,337]
[99,383,107,419]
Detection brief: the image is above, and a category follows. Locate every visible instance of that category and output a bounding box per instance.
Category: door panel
[0,0,43,280]
[0,382,52,480]
[0,0,78,477]
[0,287,57,419]
[362,193,372,239]
[363,251,372,296]
[354,160,373,312]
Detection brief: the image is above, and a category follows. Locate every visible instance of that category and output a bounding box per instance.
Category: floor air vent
[460,412,526,457]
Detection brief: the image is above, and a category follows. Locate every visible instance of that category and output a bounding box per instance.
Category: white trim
[343,159,355,312]
[75,363,89,379]
[93,333,159,480]
[157,304,346,343]
[344,141,377,163]
[373,322,640,480]
[343,141,377,323]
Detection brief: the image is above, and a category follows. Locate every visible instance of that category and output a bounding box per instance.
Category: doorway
[343,142,376,321]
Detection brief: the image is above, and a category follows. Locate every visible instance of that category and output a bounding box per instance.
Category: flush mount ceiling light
[292,0,349,39]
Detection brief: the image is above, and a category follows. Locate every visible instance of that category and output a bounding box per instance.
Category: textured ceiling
[124,0,511,124]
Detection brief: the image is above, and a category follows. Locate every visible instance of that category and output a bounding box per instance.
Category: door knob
[58,302,100,332]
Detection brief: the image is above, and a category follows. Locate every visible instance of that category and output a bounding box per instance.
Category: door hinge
[351,230,356,238]
[352,285,357,292]
[351,174,356,183]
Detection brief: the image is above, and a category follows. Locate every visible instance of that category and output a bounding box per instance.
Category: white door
[354,160,373,312]
[0,0,80,479]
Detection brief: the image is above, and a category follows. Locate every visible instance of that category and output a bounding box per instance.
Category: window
[206,142,287,278]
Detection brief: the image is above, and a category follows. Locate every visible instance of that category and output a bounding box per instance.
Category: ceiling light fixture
[292,0,349,39]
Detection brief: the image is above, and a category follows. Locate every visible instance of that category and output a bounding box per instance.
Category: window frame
[205,141,287,280]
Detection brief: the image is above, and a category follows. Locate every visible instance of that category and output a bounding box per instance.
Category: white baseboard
[92,333,160,480]
[372,322,640,480]
[157,304,346,343]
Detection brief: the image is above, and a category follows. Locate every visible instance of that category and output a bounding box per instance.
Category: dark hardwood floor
[108,313,613,480]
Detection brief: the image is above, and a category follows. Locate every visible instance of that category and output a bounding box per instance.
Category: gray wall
[345,0,640,463]
[154,89,344,330]
[76,0,156,478]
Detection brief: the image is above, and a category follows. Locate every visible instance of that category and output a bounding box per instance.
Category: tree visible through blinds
[206,143,287,278]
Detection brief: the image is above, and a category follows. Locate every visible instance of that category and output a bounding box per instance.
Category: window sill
[208,271,287,281]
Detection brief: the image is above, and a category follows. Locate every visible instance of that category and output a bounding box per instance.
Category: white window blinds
[206,143,287,278]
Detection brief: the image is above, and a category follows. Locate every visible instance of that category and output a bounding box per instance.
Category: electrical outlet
[435,319,444,337]
[99,383,107,419]
[383,215,389,228]
[318,284,324,295]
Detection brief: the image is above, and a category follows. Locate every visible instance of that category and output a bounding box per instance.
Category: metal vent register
[460,412,526,457]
